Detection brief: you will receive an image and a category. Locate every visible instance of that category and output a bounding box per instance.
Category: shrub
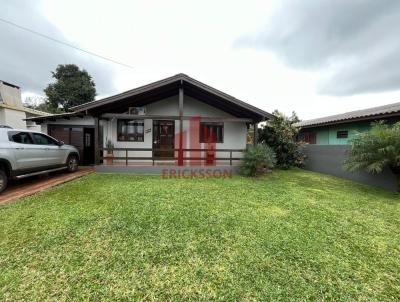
[259,110,305,169]
[240,145,276,177]
[344,121,400,191]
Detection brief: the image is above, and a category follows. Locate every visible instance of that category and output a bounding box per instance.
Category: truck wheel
[66,155,79,173]
[0,169,8,193]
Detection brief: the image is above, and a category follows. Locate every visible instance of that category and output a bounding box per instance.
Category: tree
[258,110,305,169]
[344,121,400,190]
[23,96,63,114]
[23,96,45,110]
[44,64,96,112]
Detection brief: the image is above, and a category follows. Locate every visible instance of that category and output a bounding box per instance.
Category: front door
[83,128,95,165]
[153,120,175,158]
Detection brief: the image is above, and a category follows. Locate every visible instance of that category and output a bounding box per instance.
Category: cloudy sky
[1,0,400,120]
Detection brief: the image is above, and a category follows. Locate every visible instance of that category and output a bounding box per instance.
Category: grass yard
[1,169,399,301]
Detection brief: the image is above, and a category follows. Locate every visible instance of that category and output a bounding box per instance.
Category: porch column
[178,83,184,166]
[253,121,258,146]
[94,116,100,165]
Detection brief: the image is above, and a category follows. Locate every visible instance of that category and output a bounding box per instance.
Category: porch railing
[98,148,245,166]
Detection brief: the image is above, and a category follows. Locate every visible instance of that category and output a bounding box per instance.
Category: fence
[99,148,245,166]
[302,145,398,191]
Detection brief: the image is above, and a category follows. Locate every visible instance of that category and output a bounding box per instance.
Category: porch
[97,147,246,167]
[95,146,245,175]
[88,75,270,169]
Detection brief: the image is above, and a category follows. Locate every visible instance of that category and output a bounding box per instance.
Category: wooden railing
[98,148,245,166]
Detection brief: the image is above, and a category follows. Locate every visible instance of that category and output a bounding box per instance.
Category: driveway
[0,167,93,205]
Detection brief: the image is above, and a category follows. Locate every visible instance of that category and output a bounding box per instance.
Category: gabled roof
[71,73,273,121]
[296,102,400,128]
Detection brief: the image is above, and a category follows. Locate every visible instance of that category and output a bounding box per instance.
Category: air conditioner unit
[129,107,146,115]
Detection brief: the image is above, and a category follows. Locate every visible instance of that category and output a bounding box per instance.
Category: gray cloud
[0,0,117,98]
[237,0,400,96]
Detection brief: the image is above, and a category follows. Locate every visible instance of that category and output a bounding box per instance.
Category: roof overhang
[0,103,51,116]
[24,112,86,124]
[296,101,400,128]
[296,111,400,129]
[71,74,273,122]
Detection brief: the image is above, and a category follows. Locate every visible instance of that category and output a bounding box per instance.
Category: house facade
[28,74,272,167]
[296,102,400,145]
[0,80,48,130]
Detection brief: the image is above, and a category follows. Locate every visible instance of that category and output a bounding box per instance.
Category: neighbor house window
[117,120,144,142]
[200,122,224,143]
[337,130,348,139]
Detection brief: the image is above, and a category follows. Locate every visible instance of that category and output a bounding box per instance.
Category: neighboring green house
[296,102,400,145]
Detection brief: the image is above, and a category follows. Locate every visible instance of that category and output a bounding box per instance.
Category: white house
[0,80,49,130]
[27,74,272,168]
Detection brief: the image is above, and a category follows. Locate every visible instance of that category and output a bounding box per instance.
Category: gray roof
[296,102,400,128]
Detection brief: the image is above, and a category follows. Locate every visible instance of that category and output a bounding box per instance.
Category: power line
[0,17,134,69]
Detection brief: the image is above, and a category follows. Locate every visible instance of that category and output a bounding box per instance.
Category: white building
[0,80,49,130]
[27,74,272,167]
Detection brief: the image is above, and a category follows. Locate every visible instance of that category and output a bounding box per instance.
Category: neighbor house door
[153,120,175,158]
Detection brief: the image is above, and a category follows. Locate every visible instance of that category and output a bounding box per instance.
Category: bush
[344,121,400,191]
[240,145,276,177]
[259,110,305,169]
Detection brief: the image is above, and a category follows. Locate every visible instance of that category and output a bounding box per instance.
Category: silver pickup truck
[0,127,80,193]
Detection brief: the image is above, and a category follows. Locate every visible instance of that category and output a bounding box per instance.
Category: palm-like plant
[105,138,114,155]
[344,122,400,190]
[240,145,276,177]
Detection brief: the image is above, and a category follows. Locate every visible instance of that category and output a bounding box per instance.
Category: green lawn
[1,170,399,301]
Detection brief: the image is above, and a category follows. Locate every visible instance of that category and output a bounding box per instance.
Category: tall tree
[44,64,96,112]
